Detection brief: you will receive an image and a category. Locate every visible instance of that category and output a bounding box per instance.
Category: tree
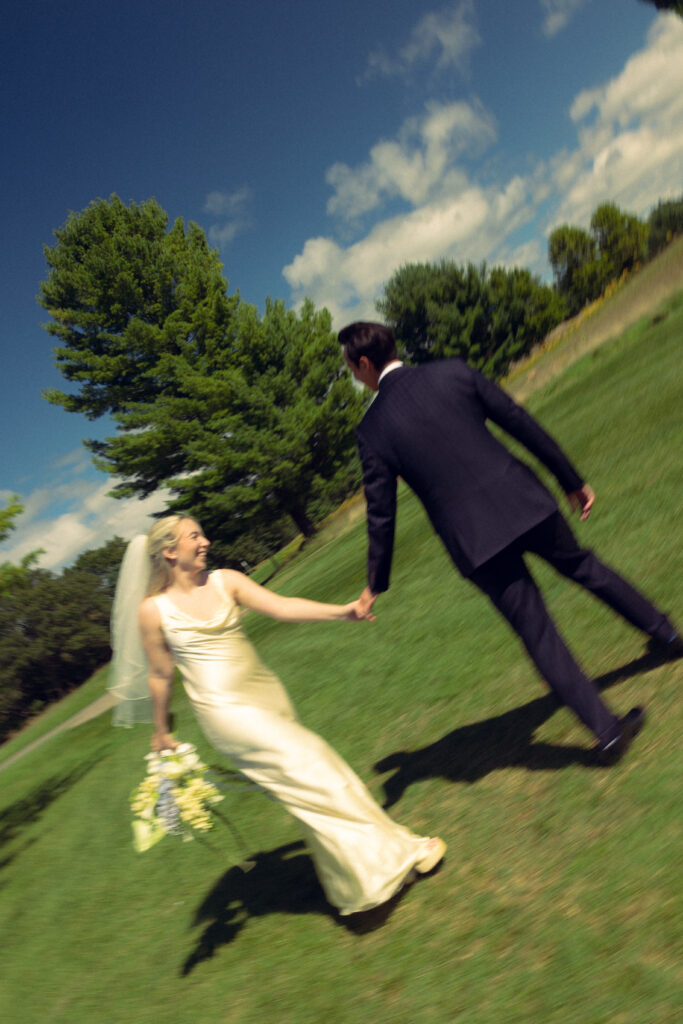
[590,202,649,287]
[0,537,127,737]
[648,195,683,256]
[164,298,365,549]
[0,497,42,599]
[377,261,566,379]
[637,1,683,15]
[0,510,127,736]
[487,266,568,372]
[39,195,237,419]
[39,196,364,549]
[548,225,597,314]
[68,535,128,594]
[39,195,239,475]
[0,495,23,543]
[549,203,649,315]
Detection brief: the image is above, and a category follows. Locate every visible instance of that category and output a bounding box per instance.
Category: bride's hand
[151,731,179,753]
[343,600,376,622]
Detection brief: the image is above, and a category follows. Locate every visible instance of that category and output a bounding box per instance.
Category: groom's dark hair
[338,322,397,371]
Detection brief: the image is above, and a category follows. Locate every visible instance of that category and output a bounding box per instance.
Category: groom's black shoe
[597,707,646,765]
[646,632,683,661]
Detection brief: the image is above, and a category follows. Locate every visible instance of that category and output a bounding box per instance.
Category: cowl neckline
[155,571,235,625]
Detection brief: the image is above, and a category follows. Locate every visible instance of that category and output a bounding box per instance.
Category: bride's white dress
[153,571,428,915]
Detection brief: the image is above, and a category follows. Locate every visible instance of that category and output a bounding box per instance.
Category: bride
[110,513,445,917]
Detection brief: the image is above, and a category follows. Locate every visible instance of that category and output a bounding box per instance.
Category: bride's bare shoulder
[138,595,162,626]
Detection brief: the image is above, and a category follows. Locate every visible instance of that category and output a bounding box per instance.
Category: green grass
[1,296,682,1023]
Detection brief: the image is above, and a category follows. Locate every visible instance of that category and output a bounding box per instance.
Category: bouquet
[130,742,224,853]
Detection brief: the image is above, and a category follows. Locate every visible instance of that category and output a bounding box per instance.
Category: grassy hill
[1,289,681,1024]
[507,233,683,403]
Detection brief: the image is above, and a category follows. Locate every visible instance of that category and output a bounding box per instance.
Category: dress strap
[151,591,174,622]
[209,570,230,603]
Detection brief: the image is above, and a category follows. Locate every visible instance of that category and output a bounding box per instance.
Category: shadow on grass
[374,651,659,808]
[181,840,334,975]
[0,760,97,872]
[181,834,415,974]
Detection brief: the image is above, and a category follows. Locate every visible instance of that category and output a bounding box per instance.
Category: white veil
[109,534,154,726]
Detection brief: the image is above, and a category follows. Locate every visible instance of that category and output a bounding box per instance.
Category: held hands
[344,587,378,621]
[567,483,595,521]
[343,601,376,622]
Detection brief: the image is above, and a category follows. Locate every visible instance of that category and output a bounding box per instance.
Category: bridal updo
[146,513,196,595]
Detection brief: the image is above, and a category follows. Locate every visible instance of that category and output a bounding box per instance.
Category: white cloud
[285,176,536,324]
[496,239,544,272]
[551,13,683,226]
[540,0,591,38]
[0,471,169,571]
[362,1,480,81]
[326,101,496,221]
[284,13,683,326]
[204,187,252,247]
[53,449,92,472]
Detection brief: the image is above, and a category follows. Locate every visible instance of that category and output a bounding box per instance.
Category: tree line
[0,520,126,740]
[548,196,683,316]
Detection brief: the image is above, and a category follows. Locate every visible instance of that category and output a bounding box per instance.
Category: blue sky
[2,0,682,570]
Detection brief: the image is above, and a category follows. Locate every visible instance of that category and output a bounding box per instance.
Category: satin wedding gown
[153,571,430,915]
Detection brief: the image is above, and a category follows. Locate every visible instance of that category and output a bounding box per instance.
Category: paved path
[0,692,116,772]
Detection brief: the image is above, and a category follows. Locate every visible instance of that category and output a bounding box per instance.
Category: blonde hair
[146,513,197,595]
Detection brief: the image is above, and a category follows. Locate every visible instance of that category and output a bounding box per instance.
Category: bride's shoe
[415,836,446,874]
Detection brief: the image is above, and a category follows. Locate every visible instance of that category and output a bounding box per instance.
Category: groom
[339,321,680,762]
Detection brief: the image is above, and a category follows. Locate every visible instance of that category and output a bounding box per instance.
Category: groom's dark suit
[355,359,671,746]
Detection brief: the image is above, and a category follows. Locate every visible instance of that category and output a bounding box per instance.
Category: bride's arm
[139,598,178,751]
[220,569,374,623]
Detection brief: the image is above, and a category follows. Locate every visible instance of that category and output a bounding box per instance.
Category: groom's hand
[567,483,595,521]
[358,586,378,617]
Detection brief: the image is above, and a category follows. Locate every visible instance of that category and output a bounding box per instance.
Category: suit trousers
[469,512,672,745]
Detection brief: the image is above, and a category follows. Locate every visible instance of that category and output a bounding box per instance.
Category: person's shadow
[181,838,405,973]
[373,651,659,808]
[181,841,327,974]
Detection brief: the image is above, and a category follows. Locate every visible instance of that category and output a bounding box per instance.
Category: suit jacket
[355,360,584,591]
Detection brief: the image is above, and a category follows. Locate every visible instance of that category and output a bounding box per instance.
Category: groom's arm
[470,366,584,495]
[356,431,397,595]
